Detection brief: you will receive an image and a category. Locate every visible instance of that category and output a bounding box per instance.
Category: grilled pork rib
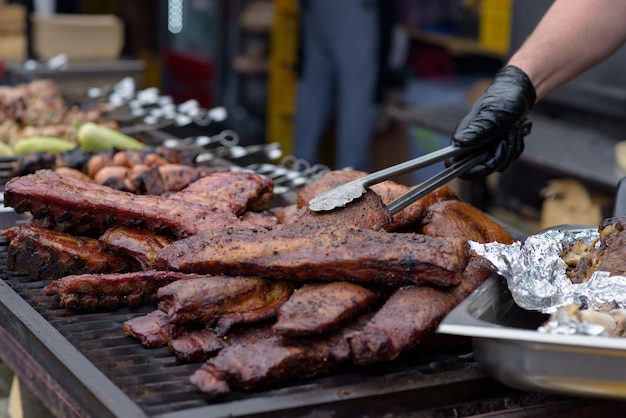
[168,328,227,361]
[348,255,495,364]
[122,310,182,347]
[99,226,175,270]
[273,281,380,336]
[169,171,274,215]
[287,189,393,231]
[155,224,469,287]
[44,270,205,310]
[169,322,276,362]
[157,276,294,335]
[189,318,366,397]
[3,169,263,237]
[420,200,514,244]
[3,225,137,280]
[296,170,459,231]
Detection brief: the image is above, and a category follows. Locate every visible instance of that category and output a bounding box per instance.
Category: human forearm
[507,0,626,101]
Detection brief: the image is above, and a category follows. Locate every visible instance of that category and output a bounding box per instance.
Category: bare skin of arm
[508,0,626,101]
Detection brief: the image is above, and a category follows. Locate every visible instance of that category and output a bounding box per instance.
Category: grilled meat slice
[3,225,137,281]
[169,328,227,361]
[123,310,183,348]
[157,276,294,335]
[189,317,365,398]
[273,282,380,336]
[567,216,626,283]
[347,255,495,365]
[191,338,333,397]
[100,226,175,270]
[240,210,280,228]
[169,322,276,362]
[287,189,393,231]
[296,170,366,208]
[375,184,459,232]
[155,224,469,287]
[420,200,514,244]
[268,204,298,224]
[169,171,274,215]
[44,270,203,310]
[156,164,206,193]
[4,169,257,237]
[296,170,458,231]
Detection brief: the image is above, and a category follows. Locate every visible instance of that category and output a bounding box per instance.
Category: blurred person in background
[294,0,392,172]
[448,0,626,180]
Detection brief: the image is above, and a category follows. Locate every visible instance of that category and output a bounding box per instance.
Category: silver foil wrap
[470,228,626,315]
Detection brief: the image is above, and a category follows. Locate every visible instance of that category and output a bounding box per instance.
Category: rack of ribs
[44,270,206,310]
[420,200,514,244]
[154,223,469,288]
[3,225,138,281]
[3,169,265,237]
[157,276,294,335]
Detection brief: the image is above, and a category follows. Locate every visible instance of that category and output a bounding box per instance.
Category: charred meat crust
[44,270,206,310]
[4,225,137,281]
[155,224,470,288]
[3,169,263,237]
[157,276,294,335]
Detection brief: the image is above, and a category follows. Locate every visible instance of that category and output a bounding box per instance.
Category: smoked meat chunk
[273,282,380,336]
[168,171,274,215]
[44,270,204,310]
[296,169,459,231]
[567,216,626,283]
[155,224,469,287]
[4,225,137,280]
[99,226,175,270]
[347,255,495,364]
[3,169,258,238]
[420,200,514,244]
[157,276,294,335]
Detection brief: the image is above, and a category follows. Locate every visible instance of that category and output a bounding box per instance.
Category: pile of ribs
[2,167,514,398]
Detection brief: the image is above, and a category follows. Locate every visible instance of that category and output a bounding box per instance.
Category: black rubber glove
[448,65,536,180]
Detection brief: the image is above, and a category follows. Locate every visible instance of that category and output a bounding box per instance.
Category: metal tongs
[309,120,532,215]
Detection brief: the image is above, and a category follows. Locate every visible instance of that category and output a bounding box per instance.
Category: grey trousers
[294,0,381,172]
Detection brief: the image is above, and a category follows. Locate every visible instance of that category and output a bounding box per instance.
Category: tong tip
[308,184,366,212]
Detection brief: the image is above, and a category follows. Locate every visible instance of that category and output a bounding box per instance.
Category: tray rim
[438,275,626,352]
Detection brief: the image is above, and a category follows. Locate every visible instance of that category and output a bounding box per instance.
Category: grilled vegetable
[14,137,77,155]
[78,123,144,152]
[0,141,15,157]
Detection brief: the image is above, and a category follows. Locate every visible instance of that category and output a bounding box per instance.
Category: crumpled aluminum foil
[470,228,626,315]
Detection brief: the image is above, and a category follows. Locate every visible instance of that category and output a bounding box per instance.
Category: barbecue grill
[1,74,626,417]
[1,159,626,417]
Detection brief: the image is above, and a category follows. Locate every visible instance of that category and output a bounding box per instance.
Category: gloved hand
[448,65,536,180]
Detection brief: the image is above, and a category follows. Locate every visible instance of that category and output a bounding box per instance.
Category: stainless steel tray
[438,274,626,400]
